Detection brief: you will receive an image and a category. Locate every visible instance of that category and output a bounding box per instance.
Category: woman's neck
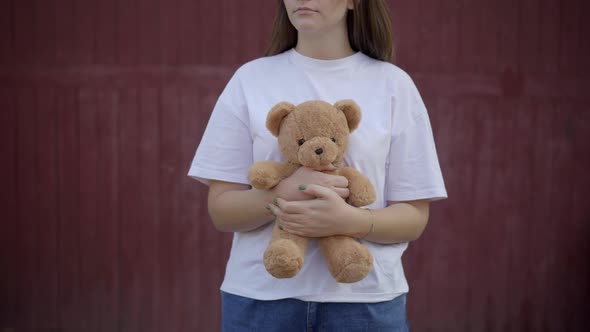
[295,26,354,60]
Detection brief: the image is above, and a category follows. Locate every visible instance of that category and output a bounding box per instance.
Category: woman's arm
[269,184,429,244]
[208,181,275,232]
[350,200,429,244]
[207,167,350,233]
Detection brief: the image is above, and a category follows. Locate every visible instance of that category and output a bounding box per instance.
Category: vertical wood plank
[529,100,556,332]
[138,0,161,64]
[95,0,117,64]
[13,0,36,64]
[547,101,577,331]
[177,0,199,65]
[117,0,139,65]
[35,88,59,328]
[496,0,520,72]
[538,0,560,74]
[35,0,56,65]
[73,0,95,64]
[579,1,590,75]
[77,88,100,332]
[117,87,141,332]
[236,0,276,62]
[457,0,498,73]
[465,98,500,332]
[178,86,206,331]
[558,0,582,75]
[73,88,125,332]
[219,0,239,64]
[160,0,180,65]
[415,1,459,73]
[198,0,219,64]
[95,89,120,332]
[519,0,541,74]
[391,0,420,69]
[54,0,75,65]
[56,88,82,332]
[570,103,590,330]
[0,0,14,64]
[0,89,18,325]
[15,88,40,329]
[498,99,536,330]
[157,86,183,332]
[136,87,161,332]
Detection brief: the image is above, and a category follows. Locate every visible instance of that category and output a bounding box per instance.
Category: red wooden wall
[1,0,588,331]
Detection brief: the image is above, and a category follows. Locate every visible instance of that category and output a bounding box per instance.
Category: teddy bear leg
[318,235,373,283]
[263,219,309,278]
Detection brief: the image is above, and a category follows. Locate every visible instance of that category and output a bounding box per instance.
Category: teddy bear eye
[297,138,305,146]
[331,138,336,143]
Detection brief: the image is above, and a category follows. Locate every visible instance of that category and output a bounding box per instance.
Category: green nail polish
[272,198,278,205]
[299,184,307,190]
[265,205,271,210]
[332,162,340,167]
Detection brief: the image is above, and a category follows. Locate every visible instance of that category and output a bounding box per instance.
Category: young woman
[188,0,447,330]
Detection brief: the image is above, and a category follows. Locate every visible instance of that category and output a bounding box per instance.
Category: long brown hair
[265,0,395,63]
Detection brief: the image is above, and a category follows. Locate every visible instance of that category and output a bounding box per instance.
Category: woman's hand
[268,184,366,238]
[270,165,350,202]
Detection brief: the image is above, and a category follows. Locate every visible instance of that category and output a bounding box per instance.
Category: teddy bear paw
[250,177,278,190]
[333,259,373,283]
[263,239,305,278]
[330,245,374,283]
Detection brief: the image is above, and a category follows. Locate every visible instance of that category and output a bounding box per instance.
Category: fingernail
[272,198,278,205]
[332,162,340,167]
[265,205,271,210]
[298,184,307,190]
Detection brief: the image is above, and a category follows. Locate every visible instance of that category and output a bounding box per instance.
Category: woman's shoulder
[359,56,417,92]
[234,51,292,76]
[361,56,412,80]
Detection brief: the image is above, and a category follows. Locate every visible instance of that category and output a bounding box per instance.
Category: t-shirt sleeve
[385,73,447,202]
[187,69,253,186]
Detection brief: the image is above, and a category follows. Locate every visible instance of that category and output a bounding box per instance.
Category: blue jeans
[221,291,409,332]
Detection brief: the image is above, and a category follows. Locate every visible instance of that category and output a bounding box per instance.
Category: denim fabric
[221,291,409,332]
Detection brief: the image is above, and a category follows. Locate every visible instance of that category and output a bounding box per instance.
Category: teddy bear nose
[315,148,323,155]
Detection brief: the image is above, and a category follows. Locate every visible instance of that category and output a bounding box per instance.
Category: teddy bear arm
[339,167,377,207]
[248,161,297,190]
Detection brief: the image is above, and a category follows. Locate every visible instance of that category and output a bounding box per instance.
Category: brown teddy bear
[248,100,377,283]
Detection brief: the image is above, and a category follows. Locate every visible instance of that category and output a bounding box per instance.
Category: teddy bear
[248,99,377,283]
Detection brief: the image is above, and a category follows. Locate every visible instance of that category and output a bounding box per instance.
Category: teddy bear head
[266,100,361,168]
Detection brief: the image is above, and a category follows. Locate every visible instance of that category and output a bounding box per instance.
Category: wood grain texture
[0,0,589,331]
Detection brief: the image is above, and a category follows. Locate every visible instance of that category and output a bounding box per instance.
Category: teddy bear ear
[266,102,295,136]
[334,99,361,132]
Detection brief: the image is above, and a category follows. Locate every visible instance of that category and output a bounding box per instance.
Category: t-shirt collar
[287,48,366,71]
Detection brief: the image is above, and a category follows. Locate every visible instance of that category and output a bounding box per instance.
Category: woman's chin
[293,22,322,33]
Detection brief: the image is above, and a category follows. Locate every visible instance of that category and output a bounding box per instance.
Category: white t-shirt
[188,48,447,303]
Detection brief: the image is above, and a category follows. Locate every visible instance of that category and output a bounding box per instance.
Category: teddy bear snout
[297,137,339,168]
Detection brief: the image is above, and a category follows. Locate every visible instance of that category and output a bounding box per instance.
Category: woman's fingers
[298,184,341,200]
[327,175,349,188]
[267,202,281,217]
[274,197,305,214]
[267,199,306,221]
[331,186,350,199]
[280,221,307,236]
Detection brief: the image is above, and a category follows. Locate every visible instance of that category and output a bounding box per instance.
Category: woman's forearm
[345,200,430,244]
[208,182,275,232]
